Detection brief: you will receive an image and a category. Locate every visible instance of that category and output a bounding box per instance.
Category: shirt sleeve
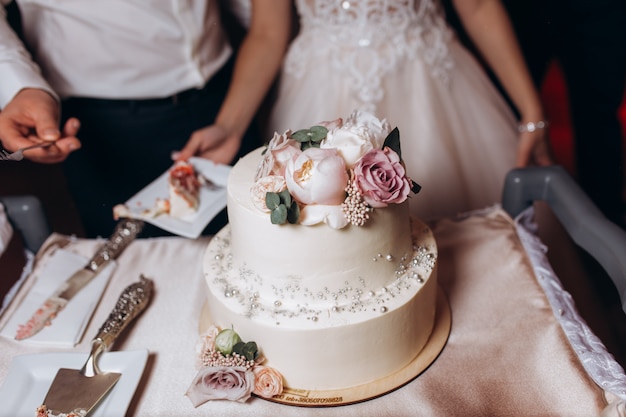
[0,4,57,109]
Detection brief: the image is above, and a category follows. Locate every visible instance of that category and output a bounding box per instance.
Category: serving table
[1,207,625,416]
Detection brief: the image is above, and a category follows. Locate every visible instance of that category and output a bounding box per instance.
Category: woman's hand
[516,124,553,167]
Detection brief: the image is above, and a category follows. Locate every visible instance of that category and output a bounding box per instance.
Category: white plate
[121,157,231,239]
[0,350,148,417]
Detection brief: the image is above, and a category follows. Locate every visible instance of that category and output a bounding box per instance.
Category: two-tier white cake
[202,111,438,392]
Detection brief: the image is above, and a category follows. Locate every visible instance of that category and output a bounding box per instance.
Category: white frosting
[203,148,438,390]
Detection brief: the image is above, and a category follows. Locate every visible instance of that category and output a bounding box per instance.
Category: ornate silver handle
[93,275,154,350]
[87,218,144,271]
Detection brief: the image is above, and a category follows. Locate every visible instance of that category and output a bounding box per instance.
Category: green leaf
[231,341,258,360]
[382,127,401,159]
[308,125,328,142]
[411,179,422,194]
[287,202,300,224]
[266,192,280,210]
[270,205,288,224]
[232,341,245,355]
[291,126,328,146]
[291,129,312,143]
[241,341,259,361]
[278,189,292,206]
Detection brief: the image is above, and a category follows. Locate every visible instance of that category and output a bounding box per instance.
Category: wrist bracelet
[518,120,549,133]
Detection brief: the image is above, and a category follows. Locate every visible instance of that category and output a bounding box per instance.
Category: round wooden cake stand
[199,286,451,407]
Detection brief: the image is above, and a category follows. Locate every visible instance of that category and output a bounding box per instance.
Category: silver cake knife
[15,218,144,340]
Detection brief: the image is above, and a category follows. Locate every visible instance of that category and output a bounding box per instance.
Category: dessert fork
[0,141,54,161]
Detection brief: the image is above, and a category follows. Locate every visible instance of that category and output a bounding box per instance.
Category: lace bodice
[286,0,454,112]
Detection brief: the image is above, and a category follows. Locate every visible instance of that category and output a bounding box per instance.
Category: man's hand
[0,88,81,163]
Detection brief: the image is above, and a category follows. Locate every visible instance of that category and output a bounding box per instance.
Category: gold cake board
[199,286,451,407]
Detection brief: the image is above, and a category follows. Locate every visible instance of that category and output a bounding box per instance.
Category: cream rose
[321,110,391,168]
[284,147,348,206]
[344,109,392,144]
[252,366,284,398]
[251,176,287,212]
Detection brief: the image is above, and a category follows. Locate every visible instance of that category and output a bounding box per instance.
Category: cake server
[15,218,144,340]
[40,275,153,416]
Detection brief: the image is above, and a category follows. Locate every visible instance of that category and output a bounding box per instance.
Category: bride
[266,0,551,220]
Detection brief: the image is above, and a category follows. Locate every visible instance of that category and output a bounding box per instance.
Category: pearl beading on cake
[205,228,436,326]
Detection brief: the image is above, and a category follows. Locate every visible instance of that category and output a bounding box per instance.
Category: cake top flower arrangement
[252,110,421,228]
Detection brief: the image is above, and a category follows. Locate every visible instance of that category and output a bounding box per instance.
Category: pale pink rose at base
[252,366,284,398]
[186,366,254,406]
[285,147,348,206]
[353,147,411,208]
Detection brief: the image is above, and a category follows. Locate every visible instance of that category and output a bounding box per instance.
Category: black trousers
[61,59,261,238]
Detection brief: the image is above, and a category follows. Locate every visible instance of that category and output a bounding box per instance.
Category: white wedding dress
[267,0,519,220]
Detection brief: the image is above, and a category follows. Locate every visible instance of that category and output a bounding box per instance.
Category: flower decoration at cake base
[253,110,421,228]
[186,326,284,406]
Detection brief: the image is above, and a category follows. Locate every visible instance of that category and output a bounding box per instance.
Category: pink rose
[252,366,284,398]
[186,366,254,406]
[353,147,411,208]
[285,147,348,206]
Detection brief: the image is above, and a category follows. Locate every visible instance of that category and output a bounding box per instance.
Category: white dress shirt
[0,0,232,108]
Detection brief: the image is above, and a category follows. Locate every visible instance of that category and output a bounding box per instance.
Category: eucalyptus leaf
[232,341,245,355]
[287,202,300,224]
[241,341,259,361]
[291,129,312,143]
[308,125,328,142]
[266,192,280,210]
[271,205,288,224]
[279,189,292,206]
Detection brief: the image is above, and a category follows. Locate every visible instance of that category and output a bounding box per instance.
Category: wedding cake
[201,111,438,393]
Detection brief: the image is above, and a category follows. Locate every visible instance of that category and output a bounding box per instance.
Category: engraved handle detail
[87,219,144,271]
[93,275,154,350]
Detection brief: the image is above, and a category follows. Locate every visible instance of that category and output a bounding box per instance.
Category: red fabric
[541,61,626,174]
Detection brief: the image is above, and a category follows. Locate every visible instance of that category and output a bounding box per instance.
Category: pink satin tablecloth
[1,207,625,416]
